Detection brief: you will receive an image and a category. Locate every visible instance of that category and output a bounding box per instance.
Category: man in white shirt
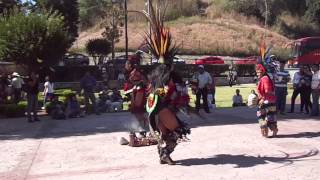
[11,72,24,104]
[289,67,303,113]
[192,65,212,113]
[311,64,320,116]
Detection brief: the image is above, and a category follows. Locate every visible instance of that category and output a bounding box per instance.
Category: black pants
[300,87,312,113]
[290,88,301,112]
[13,88,22,104]
[196,88,209,111]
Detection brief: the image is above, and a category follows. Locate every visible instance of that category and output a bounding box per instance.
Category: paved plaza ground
[0,107,319,180]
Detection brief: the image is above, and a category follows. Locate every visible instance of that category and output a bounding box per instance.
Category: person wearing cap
[256,64,277,137]
[192,65,212,113]
[11,72,24,104]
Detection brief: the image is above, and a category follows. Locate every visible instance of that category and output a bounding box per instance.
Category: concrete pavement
[0,107,319,180]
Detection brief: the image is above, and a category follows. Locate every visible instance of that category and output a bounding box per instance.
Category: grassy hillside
[74,0,318,58]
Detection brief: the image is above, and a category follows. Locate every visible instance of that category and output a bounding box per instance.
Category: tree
[305,0,320,24]
[79,0,110,29]
[86,38,111,65]
[0,0,18,14]
[102,3,124,60]
[36,0,79,48]
[0,9,69,70]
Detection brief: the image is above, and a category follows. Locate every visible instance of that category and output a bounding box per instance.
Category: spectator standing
[42,76,54,109]
[80,72,99,115]
[232,89,246,107]
[274,61,290,115]
[117,69,126,89]
[11,72,24,104]
[311,64,320,116]
[101,67,109,86]
[289,67,303,113]
[26,72,40,122]
[209,72,216,105]
[0,73,9,103]
[192,65,212,113]
[300,66,313,114]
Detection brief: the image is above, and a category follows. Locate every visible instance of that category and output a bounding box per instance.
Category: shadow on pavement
[177,149,319,168]
[276,132,320,139]
[0,106,318,141]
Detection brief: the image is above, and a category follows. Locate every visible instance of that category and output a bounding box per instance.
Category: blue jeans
[27,94,38,119]
[311,90,319,116]
[275,87,287,113]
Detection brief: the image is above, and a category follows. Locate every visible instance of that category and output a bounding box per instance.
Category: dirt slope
[75,17,290,56]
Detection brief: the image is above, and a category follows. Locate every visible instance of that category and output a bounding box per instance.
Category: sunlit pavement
[0,107,319,180]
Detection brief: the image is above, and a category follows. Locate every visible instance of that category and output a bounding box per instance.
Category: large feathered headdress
[142,0,178,65]
[257,37,278,75]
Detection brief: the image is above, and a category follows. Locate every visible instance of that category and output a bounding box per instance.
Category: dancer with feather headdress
[143,0,190,165]
[255,39,278,138]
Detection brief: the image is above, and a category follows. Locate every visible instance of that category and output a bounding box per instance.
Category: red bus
[291,37,320,65]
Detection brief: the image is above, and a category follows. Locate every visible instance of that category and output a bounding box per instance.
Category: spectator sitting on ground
[66,94,83,118]
[97,89,111,113]
[232,89,246,107]
[248,90,258,108]
[109,89,123,112]
[50,95,66,120]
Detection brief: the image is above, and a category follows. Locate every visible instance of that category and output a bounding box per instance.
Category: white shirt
[117,73,125,81]
[311,71,320,90]
[194,71,212,89]
[44,81,54,94]
[11,77,24,89]
[293,72,301,85]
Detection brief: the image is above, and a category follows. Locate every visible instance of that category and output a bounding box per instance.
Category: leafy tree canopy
[0,8,69,69]
[35,0,79,48]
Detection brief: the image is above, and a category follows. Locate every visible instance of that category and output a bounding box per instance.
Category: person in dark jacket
[26,72,40,122]
[80,72,99,115]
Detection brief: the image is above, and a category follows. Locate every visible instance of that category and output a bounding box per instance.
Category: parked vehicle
[109,54,141,66]
[173,56,186,64]
[290,37,320,64]
[194,56,224,65]
[62,53,90,66]
[234,56,258,65]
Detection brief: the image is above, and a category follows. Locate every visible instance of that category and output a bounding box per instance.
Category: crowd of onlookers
[288,64,320,116]
[1,63,319,121]
[0,71,125,122]
[0,72,25,104]
[230,63,320,117]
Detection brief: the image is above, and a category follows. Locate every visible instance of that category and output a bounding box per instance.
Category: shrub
[0,103,27,118]
[86,38,111,65]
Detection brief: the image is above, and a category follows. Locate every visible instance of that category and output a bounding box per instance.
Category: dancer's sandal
[272,128,278,137]
[160,156,176,165]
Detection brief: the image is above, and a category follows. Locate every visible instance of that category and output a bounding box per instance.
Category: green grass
[189,84,294,108]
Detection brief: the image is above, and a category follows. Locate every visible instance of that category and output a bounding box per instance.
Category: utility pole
[146,0,152,64]
[124,0,128,61]
[264,0,268,39]
[112,8,115,60]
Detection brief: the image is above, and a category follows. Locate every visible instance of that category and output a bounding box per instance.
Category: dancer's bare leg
[157,108,180,165]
